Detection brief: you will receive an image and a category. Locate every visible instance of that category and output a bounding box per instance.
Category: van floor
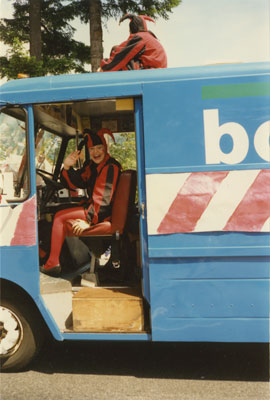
[40,273,146,333]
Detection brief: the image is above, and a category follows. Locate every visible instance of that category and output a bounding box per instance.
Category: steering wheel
[36,169,64,208]
[36,168,53,177]
[36,169,64,191]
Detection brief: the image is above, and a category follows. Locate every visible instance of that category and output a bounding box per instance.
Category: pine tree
[0,0,181,77]
[29,0,41,61]
[0,0,90,78]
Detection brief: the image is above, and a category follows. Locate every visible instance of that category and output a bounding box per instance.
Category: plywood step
[72,287,144,333]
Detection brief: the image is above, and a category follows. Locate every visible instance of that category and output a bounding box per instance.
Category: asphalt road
[1,341,269,400]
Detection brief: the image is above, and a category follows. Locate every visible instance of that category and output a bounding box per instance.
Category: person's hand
[63,150,80,170]
[71,219,90,235]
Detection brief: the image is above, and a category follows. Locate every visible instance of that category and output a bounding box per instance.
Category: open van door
[134,98,151,303]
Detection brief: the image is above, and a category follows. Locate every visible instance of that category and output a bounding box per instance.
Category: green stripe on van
[202,82,270,99]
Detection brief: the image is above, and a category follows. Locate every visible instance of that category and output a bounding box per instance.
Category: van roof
[0,62,269,106]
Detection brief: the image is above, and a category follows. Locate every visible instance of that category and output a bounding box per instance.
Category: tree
[29,0,41,60]
[0,0,90,78]
[109,132,137,170]
[0,0,181,77]
[89,0,103,72]
[0,38,44,80]
[73,0,181,72]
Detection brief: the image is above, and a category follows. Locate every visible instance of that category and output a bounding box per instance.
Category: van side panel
[143,73,270,342]
[148,256,269,342]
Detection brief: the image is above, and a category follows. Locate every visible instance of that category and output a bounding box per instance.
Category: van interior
[0,99,149,335]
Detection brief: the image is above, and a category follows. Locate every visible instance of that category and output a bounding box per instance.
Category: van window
[36,130,62,174]
[0,108,29,201]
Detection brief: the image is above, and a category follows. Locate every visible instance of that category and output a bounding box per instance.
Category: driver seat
[64,169,137,284]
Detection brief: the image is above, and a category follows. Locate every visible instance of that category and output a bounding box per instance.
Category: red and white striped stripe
[0,196,37,246]
[146,169,270,235]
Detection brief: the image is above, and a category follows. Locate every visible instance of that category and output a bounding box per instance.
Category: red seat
[65,169,137,238]
[64,170,137,285]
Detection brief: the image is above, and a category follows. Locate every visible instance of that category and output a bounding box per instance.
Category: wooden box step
[72,287,144,332]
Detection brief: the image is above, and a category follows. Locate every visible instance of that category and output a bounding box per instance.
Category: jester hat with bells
[119,14,155,34]
[82,128,115,154]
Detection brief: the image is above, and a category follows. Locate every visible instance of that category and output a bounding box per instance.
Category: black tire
[0,297,43,372]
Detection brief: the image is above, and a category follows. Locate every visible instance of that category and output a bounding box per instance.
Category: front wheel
[0,298,43,372]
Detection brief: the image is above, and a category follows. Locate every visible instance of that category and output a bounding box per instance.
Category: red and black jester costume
[100,14,167,72]
[61,132,121,225]
[40,129,121,274]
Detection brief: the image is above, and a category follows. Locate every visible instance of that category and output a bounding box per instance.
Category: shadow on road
[31,340,269,382]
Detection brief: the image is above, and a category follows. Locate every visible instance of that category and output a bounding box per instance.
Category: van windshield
[0,107,29,201]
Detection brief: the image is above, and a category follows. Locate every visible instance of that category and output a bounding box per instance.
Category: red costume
[61,152,121,225]
[100,14,167,72]
[41,129,121,273]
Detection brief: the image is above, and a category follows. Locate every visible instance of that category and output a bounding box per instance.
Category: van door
[0,105,40,295]
[134,98,150,302]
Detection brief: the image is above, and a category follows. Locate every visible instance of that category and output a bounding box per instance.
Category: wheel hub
[0,306,23,357]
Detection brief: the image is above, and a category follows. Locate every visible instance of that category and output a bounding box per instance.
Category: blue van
[0,62,269,371]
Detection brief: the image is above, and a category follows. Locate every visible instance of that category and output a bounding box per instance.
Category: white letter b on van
[203,109,249,164]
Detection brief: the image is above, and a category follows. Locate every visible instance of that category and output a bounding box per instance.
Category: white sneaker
[99,246,111,266]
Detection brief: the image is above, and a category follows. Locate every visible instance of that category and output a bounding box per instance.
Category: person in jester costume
[40,128,121,277]
[100,14,167,71]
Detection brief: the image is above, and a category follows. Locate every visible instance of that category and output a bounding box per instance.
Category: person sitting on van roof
[40,129,121,277]
[100,14,167,72]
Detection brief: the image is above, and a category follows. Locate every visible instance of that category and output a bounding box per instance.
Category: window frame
[0,105,31,204]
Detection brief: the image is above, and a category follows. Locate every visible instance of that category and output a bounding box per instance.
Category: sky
[0,0,269,71]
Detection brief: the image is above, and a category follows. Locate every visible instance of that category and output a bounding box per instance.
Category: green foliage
[66,138,77,157]
[109,132,137,170]
[0,35,86,78]
[0,0,181,78]
[0,0,90,78]
[0,38,44,79]
[73,0,181,21]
